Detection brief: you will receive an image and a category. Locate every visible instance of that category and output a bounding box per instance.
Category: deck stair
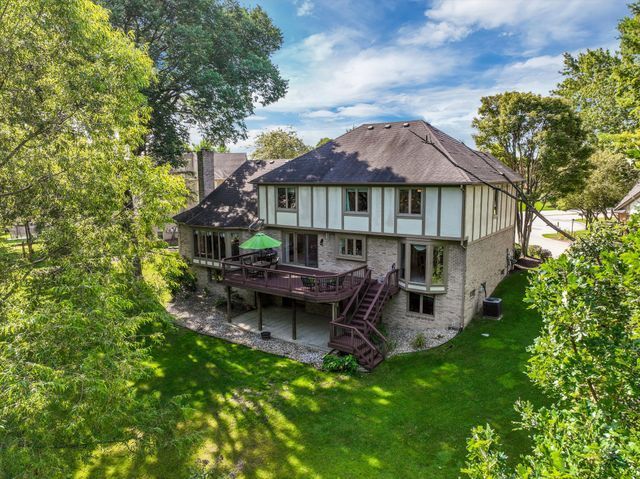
[328,266,400,370]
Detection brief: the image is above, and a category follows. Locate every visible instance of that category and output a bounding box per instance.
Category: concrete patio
[231,306,331,351]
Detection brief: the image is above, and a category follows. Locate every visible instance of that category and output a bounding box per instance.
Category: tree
[558,150,639,225]
[100,0,287,166]
[0,1,187,475]
[316,137,332,147]
[556,3,640,160]
[472,92,592,254]
[555,49,637,136]
[190,139,229,153]
[463,220,640,478]
[251,128,309,159]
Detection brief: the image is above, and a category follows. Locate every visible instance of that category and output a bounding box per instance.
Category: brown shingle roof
[253,120,523,185]
[174,159,289,228]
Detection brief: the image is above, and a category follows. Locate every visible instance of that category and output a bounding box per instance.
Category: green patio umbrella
[239,232,281,250]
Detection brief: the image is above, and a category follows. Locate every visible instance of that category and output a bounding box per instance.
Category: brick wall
[463,227,514,326]
[381,243,466,330]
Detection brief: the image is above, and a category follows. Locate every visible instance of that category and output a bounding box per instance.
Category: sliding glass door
[285,232,318,268]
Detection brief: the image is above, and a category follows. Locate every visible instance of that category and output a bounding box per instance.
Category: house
[614,180,640,221]
[162,150,247,243]
[175,120,522,369]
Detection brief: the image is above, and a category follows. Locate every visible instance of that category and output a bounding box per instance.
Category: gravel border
[386,327,458,356]
[167,293,458,368]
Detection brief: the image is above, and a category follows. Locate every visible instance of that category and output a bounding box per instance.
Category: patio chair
[301,276,316,290]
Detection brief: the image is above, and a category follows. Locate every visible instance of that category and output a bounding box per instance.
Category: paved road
[527,209,585,258]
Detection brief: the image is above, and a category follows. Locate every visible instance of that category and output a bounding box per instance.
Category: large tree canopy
[464,220,640,479]
[472,91,592,254]
[100,0,288,165]
[556,2,640,160]
[0,0,186,475]
[251,127,309,160]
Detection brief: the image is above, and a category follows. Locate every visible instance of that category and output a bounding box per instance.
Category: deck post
[257,292,263,331]
[292,300,297,340]
[226,286,232,323]
[331,302,338,322]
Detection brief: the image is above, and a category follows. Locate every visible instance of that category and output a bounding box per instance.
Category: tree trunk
[24,221,34,258]
[124,190,143,278]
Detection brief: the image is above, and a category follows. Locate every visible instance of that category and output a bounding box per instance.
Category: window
[398,188,423,215]
[431,245,445,285]
[492,189,499,216]
[277,187,297,210]
[285,232,318,267]
[337,236,366,260]
[345,187,368,213]
[409,244,427,283]
[231,235,240,257]
[400,241,448,290]
[192,230,227,260]
[408,292,435,315]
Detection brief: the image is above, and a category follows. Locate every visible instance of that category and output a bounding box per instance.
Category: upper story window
[337,235,366,261]
[193,230,227,260]
[399,241,448,291]
[398,188,423,215]
[345,187,368,213]
[277,187,297,210]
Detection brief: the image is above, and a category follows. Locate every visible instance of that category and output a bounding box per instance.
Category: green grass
[542,229,589,242]
[520,201,556,212]
[78,272,544,479]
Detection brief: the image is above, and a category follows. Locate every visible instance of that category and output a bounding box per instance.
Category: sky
[225,0,629,152]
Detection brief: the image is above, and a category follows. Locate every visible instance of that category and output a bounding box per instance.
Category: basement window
[408,292,435,316]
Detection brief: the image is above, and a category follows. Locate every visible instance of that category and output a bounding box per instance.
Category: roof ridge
[421,121,472,183]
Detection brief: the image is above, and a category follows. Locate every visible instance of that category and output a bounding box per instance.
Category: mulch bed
[514,257,542,270]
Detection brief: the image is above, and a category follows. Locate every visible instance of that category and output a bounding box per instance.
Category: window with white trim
[277,187,297,210]
[345,187,368,213]
[337,235,366,260]
[398,188,423,215]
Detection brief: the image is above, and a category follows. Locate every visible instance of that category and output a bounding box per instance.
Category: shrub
[528,245,542,258]
[513,244,522,260]
[539,249,553,262]
[411,332,427,349]
[322,354,359,373]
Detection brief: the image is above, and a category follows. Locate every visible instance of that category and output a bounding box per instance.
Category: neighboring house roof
[211,152,248,180]
[253,120,523,185]
[615,180,640,212]
[174,159,289,228]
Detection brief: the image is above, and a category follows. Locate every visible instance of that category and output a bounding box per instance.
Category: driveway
[527,209,585,257]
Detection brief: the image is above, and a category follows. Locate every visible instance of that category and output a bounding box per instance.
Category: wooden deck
[221,253,368,303]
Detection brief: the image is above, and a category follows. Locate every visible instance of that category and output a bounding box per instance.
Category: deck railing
[220,252,369,301]
[329,265,399,368]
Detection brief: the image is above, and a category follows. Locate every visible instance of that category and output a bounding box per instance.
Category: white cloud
[399,21,470,47]
[295,0,314,17]
[403,0,615,50]
[269,29,462,112]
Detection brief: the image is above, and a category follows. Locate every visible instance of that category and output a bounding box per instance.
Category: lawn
[78,271,544,479]
[542,229,589,242]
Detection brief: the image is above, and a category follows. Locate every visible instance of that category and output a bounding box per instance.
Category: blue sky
[228,0,629,152]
